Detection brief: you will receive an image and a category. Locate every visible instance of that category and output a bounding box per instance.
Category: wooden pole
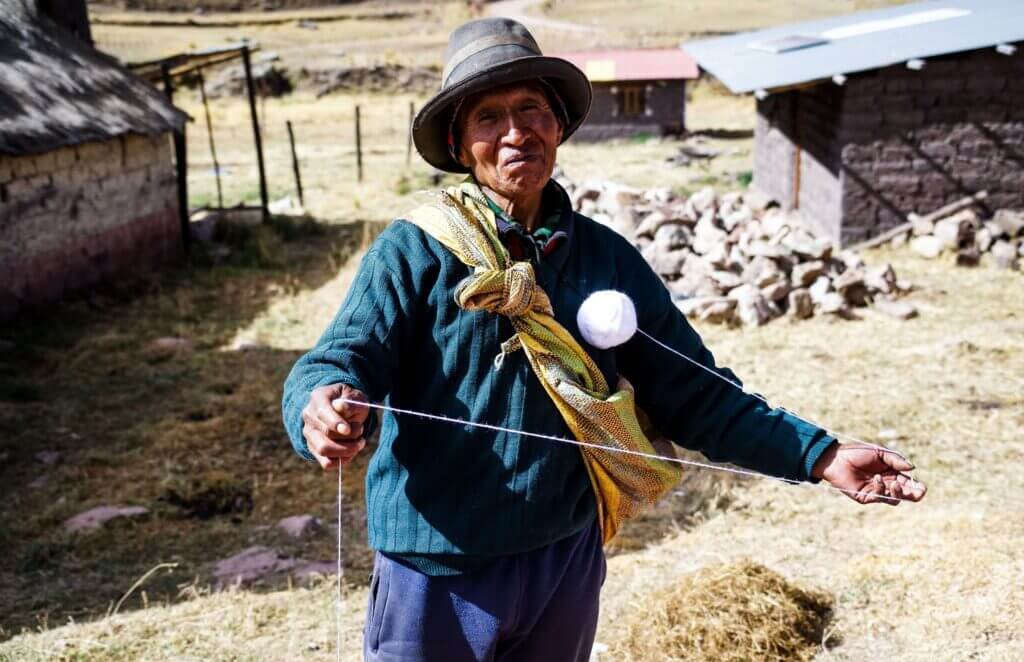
[161,63,190,254]
[196,68,223,209]
[286,120,304,207]
[849,191,989,251]
[241,46,269,221]
[355,104,363,182]
[406,101,414,166]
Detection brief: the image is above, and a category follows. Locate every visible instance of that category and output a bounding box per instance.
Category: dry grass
[90,2,469,67]
[596,249,1024,661]
[543,0,915,40]
[0,217,382,641]
[614,561,833,661]
[3,2,1023,659]
[3,210,1022,661]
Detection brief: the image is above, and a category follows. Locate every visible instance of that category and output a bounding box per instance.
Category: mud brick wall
[753,93,797,216]
[0,133,181,318]
[838,47,1024,244]
[754,45,1024,246]
[574,80,686,140]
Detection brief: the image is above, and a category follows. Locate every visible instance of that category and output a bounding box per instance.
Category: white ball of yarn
[576,290,638,349]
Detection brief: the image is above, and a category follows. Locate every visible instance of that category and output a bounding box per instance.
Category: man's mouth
[503,153,538,166]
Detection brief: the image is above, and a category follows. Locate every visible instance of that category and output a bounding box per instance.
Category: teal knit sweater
[281,185,834,574]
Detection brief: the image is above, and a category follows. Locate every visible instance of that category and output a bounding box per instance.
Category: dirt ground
[4,0,1023,660]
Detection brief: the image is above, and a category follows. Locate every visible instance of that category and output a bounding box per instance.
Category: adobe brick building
[753,47,1024,244]
[0,0,187,318]
[685,0,1024,246]
[551,49,698,141]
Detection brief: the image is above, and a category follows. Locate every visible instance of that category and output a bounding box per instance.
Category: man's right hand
[301,384,370,470]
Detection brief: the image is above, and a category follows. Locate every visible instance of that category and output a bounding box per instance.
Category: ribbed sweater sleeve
[612,235,835,482]
[281,223,429,461]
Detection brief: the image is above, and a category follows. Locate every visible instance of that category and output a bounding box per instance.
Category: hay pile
[614,561,833,662]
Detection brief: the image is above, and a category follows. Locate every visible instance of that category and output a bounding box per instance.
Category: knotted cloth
[406,180,683,543]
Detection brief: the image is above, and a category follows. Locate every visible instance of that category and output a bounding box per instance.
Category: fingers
[304,423,366,469]
[305,385,367,440]
[332,386,370,426]
[876,447,914,473]
[889,473,927,502]
[852,472,927,506]
[858,474,893,506]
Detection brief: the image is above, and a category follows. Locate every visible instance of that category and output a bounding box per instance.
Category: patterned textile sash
[405,180,682,543]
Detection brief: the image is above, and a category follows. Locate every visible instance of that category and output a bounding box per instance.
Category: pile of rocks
[205,59,293,99]
[560,180,915,326]
[301,63,440,97]
[903,206,1023,271]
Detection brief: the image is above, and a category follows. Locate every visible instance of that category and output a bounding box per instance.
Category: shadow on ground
[0,216,383,638]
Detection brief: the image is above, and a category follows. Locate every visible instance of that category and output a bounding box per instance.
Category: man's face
[457,83,563,201]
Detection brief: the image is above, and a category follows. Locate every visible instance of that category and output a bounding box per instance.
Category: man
[282,17,926,661]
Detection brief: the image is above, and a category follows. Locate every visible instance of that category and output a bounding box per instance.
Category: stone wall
[754,86,843,242]
[753,94,793,210]
[754,44,1024,246]
[574,80,686,141]
[838,47,1024,244]
[0,133,181,318]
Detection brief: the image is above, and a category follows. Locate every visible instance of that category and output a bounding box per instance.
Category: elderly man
[282,17,925,662]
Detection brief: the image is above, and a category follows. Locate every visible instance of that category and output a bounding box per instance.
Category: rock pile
[301,63,440,97]
[559,180,915,326]
[903,207,1023,271]
[205,61,292,99]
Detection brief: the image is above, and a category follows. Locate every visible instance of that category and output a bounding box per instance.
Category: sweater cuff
[802,436,838,483]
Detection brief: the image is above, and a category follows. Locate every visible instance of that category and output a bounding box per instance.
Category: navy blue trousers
[363,520,606,661]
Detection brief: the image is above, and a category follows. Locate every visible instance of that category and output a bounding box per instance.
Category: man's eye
[476,112,497,123]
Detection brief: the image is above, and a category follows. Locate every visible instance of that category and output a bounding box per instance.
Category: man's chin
[498,165,550,193]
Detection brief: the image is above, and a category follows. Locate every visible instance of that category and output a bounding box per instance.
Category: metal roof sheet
[550,48,699,82]
[682,0,1024,94]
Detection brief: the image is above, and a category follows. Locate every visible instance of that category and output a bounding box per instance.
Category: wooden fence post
[286,120,304,207]
[241,46,269,221]
[197,68,223,209]
[406,101,414,166]
[355,104,363,182]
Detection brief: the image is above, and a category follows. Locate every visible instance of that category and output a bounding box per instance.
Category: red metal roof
[550,48,700,82]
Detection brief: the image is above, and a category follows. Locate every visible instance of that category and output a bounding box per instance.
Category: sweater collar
[473,178,574,274]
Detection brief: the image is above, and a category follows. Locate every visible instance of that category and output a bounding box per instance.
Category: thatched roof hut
[0,0,187,157]
[0,0,189,318]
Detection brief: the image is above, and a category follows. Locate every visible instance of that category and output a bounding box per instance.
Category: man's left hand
[811,442,927,505]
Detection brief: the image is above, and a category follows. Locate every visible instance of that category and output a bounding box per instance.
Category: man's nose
[501,113,529,145]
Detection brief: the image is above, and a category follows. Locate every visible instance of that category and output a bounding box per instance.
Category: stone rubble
[902,207,1022,270]
[558,179,918,326]
[64,505,149,533]
[278,514,322,539]
[212,546,337,586]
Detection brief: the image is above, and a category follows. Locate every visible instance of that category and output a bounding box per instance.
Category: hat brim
[413,55,592,173]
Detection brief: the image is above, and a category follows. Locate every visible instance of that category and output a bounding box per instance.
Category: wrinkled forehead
[458,80,549,118]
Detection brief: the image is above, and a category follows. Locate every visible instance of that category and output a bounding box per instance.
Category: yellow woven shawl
[406,181,682,543]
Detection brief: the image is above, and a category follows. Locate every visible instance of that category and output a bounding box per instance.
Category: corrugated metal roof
[683,0,1024,94]
[550,48,699,82]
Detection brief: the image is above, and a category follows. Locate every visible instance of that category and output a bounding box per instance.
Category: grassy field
[3,233,1021,660]
[2,0,1022,659]
[543,0,913,38]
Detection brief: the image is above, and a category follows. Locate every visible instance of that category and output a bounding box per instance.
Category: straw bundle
[614,561,833,661]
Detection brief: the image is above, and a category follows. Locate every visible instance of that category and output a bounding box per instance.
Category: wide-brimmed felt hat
[413,17,592,173]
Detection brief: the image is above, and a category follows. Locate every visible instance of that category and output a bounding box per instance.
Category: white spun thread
[634,329,910,463]
[328,321,924,655]
[337,397,910,504]
[336,467,343,662]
